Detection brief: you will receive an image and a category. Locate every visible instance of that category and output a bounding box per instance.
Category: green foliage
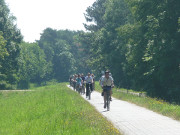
[83,0,133,86]
[126,0,180,102]
[0,0,22,89]
[17,42,49,89]
[0,80,12,90]
[83,0,180,103]
[38,28,90,81]
[0,31,8,60]
[38,28,75,81]
[84,0,106,31]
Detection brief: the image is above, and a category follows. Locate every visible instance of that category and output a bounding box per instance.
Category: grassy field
[0,83,121,135]
[95,82,180,121]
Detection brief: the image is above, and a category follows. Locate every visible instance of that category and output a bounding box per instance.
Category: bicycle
[106,90,111,111]
[103,86,112,111]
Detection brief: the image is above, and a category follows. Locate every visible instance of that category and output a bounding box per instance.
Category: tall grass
[95,81,180,121]
[0,83,121,135]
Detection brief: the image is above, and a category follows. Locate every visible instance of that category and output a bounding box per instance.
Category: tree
[83,0,132,85]
[38,28,79,81]
[84,0,107,31]
[120,0,180,102]
[18,42,49,88]
[0,0,22,89]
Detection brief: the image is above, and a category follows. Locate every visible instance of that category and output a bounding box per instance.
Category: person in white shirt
[101,70,114,108]
[85,73,93,98]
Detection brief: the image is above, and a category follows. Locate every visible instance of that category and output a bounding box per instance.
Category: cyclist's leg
[90,83,93,92]
[103,90,107,108]
[86,84,89,97]
[107,90,110,110]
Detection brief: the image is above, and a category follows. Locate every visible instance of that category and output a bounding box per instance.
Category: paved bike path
[67,85,180,135]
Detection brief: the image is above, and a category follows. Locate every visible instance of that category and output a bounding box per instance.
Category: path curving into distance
[67,85,180,135]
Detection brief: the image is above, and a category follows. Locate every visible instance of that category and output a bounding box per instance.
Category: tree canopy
[83,0,180,103]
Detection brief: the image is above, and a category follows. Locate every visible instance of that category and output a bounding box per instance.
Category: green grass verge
[0,83,121,135]
[95,81,180,121]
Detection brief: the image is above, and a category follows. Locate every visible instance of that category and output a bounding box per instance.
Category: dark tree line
[37,28,90,82]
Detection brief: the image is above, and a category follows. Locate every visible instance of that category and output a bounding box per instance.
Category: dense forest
[0,0,180,103]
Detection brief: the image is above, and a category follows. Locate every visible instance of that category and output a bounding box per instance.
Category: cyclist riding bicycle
[76,74,83,93]
[81,73,85,82]
[73,74,77,90]
[85,73,93,98]
[101,70,114,109]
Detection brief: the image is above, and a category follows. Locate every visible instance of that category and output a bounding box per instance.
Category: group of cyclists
[69,73,95,98]
[69,70,114,110]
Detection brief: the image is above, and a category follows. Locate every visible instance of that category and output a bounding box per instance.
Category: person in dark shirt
[81,73,85,82]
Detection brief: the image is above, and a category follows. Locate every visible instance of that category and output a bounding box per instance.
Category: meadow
[95,82,180,121]
[0,83,121,135]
